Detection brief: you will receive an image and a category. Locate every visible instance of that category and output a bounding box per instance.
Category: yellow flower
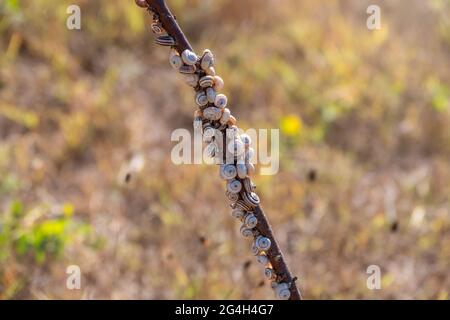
[280,114,303,137]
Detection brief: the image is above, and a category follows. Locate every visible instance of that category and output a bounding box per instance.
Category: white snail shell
[256,254,269,265]
[206,87,216,103]
[181,49,198,66]
[245,148,255,162]
[244,213,258,228]
[214,94,228,108]
[193,116,203,131]
[184,74,199,87]
[220,164,237,180]
[255,236,271,251]
[213,76,224,91]
[227,179,242,194]
[246,163,255,176]
[242,191,260,208]
[195,91,208,107]
[251,243,260,256]
[275,283,291,300]
[220,108,231,125]
[206,142,217,158]
[179,64,196,74]
[240,134,252,147]
[226,190,239,202]
[200,49,215,70]
[203,126,215,143]
[203,107,222,121]
[228,139,245,157]
[155,35,176,46]
[231,208,245,220]
[240,225,254,238]
[236,163,247,179]
[199,75,215,88]
[264,268,276,280]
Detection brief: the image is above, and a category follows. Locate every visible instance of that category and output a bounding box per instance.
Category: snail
[241,191,260,208]
[240,225,254,238]
[227,179,242,194]
[220,108,231,125]
[193,116,203,131]
[255,235,271,251]
[236,163,247,179]
[256,254,269,265]
[233,199,253,212]
[155,35,176,46]
[151,22,165,35]
[199,75,215,88]
[206,87,216,103]
[135,0,148,8]
[205,66,216,76]
[244,213,258,228]
[231,208,245,220]
[242,178,256,193]
[251,243,260,256]
[274,283,291,300]
[220,164,237,180]
[245,147,255,162]
[228,139,245,157]
[240,134,252,147]
[200,49,214,71]
[183,74,199,87]
[195,91,208,107]
[214,94,228,108]
[226,190,239,202]
[169,51,183,70]
[264,268,276,280]
[246,163,255,176]
[179,64,196,74]
[181,49,198,66]
[213,76,224,91]
[203,126,215,143]
[203,106,222,121]
[206,142,217,158]
[228,115,237,126]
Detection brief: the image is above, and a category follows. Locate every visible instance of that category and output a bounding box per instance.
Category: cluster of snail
[136,1,292,300]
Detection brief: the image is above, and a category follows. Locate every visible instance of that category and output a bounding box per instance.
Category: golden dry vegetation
[0,0,450,299]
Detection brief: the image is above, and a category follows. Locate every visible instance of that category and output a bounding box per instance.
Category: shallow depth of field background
[1,0,449,299]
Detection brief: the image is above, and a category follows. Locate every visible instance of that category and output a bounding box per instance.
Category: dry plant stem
[144,0,302,300]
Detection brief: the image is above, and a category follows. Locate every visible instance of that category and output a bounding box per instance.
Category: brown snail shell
[234,199,253,212]
[213,76,224,91]
[151,22,165,35]
[155,35,176,46]
[205,66,216,76]
[179,64,197,74]
[246,163,255,176]
[242,178,256,193]
[200,49,215,70]
[199,75,215,88]
[135,0,148,8]
[228,115,237,126]
[226,190,239,202]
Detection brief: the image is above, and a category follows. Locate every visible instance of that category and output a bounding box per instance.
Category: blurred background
[1,0,449,299]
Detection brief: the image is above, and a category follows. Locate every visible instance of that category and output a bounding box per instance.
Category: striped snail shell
[199,75,215,88]
[179,64,197,74]
[155,35,176,46]
[195,91,208,107]
[275,283,291,300]
[220,108,231,125]
[200,49,215,70]
[256,254,269,265]
[220,164,237,180]
[151,22,165,35]
[265,268,276,280]
[203,106,222,121]
[236,163,247,179]
[193,116,203,131]
[169,52,183,70]
[214,94,228,108]
[243,178,256,193]
[231,208,245,220]
[226,190,239,202]
[240,225,254,238]
[246,163,256,176]
[251,243,260,256]
[227,179,242,194]
[181,49,198,66]
[206,87,216,104]
[234,199,253,212]
[184,74,199,87]
[244,213,258,228]
[205,66,216,76]
[206,142,217,158]
[255,235,271,251]
[242,191,260,208]
[213,76,224,91]
[240,134,252,147]
[203,126,215,143]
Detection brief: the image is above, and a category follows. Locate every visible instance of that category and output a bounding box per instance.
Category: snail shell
[135,0,148,8]
[228,139,245,157]
[256,254,269,265]
[265,268,276,280]
[220,108,231,125]
[169,54,183,70]
[200,49,215,70]
[236,163,247,179]
[193,116,203,131]
[183,74,199,87]
[199,75,215,88]
[245,147,255,162]
[234,199,253,212]
[243,178,256,193]
[151,22,164,35]
[203,126,215,143]
[251,243,260,256]
[275,283,291,300]
[155,35,176,46]
[179,64,197,74]
[220,164,237,180]
[213,76,224,91]
[246,163,255,176]
[227,179,242,194]
[244,213,258,228]
[240,134,252,147]
[203,107,222,121]
[231,208,245,220]
[205,66,216,76]
[214,94,228,108]
[228,115,237,126]
[226,190,239,202]
[241,191,260,208]
[195,91,208,107]
[206,87,216,104]
[240,225,254,238]
[206,142,217,158]
[181,49,198,66]
[255,235,271,251]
